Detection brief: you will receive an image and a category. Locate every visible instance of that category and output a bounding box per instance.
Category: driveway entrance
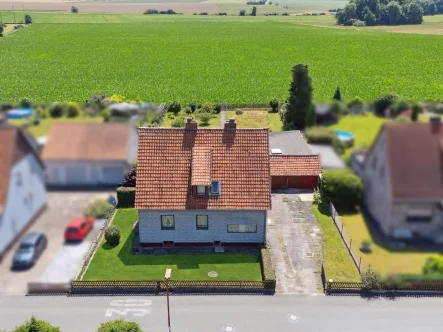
[267,191,323,294]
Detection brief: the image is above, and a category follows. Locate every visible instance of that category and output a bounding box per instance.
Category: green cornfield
[1,16,443,105]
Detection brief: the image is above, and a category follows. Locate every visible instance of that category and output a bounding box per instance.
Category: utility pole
[12,6,16,23]
[165,269,172,332]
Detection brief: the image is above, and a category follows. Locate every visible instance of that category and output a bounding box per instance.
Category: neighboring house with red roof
[135,118,271,247]
[0,125,47,259]
[269,131,322,189]
[41,123,137,187]
[353,117,443,242]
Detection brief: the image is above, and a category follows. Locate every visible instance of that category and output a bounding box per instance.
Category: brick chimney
[224,118,236,130]
[185,117,198,130]
[430,115,441,134]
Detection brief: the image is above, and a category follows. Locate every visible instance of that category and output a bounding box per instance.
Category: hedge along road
[1,16,443,105]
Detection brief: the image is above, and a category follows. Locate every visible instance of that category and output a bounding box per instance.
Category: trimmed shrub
[240,9,246,16]
[167,101,181,114]
[25,15,33,24]
[101,109,111,122]
[198,112,212,126]
[171,116,186,127]
[374,93,399,117]
[11,316,60,332]
[304,127,344,154]
[71,6,79,13]
[20,98,33,108]
[84,199,114,219]
[360,239,372,253]
[269,98,279,112]
[235,109,244,115]
[184,106,192,114]
[423,256,443,275]
[261,247,276,287]
[116,187,136,208]
[411,103,422,122]
[214,104,222,113]
[66,102,80,118]
[321,169,363,212]
[49,103,64,118]
[361,268,381,289]
[189,101,197,112]
[96,319,142,332]
[104,226,121,246]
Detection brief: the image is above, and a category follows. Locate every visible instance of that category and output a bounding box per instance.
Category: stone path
[267,192,323,294]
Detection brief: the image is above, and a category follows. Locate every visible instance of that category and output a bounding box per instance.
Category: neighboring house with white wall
[42,123,137,187]
[355,118,443,243]
[135,118,271,247]
[0,125,47,260]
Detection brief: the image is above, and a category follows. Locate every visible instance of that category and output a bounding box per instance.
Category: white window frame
[161,215,175,230]
[197,185,206,195]
[196,215,208,230]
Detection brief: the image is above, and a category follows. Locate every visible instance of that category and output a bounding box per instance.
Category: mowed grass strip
[1,18,443,104]
[83,209,263,281]
[341,212,443,276]
[313,204,361,282]
[226,111,282,131]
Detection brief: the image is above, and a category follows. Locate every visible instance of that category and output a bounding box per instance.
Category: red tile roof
[270,155,322,176]
[42,123,132,161]
[0,126,43,212]
[191,147,212,186]
[135,127,271,210]
[384,121,443,199]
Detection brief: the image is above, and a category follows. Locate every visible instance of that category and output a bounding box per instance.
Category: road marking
[288,314,299,322]
[105,299,153,317]
[105,308,150,317]
[222,325,235,332]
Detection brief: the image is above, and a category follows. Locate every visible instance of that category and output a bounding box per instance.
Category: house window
[161,215,175,230]
[210,181,221,195]
[406,215,432,223]
[197,185,206,195]
[196,215,208,230]
[227,224,257,233]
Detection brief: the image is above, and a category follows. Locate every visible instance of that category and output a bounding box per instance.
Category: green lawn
[341,212,443,276]
[313,204,361,282]
[10,115,103,138]
[331,114,387,160]
[226,111,282,132]
[83,209,263,281]
[162,113,221,128]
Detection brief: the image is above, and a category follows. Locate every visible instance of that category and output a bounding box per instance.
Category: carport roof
[270,155,322,176]
[269,131,314,155]
[42,123,132,161]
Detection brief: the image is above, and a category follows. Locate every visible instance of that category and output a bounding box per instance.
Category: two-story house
[0,125,47,260]
[353,117,443,242]
[135,118,271,247]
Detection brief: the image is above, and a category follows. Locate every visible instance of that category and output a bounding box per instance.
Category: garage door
[66,167,89,185]
[271,176,287,189]
[287,176,318,189]
[102,167,124,185]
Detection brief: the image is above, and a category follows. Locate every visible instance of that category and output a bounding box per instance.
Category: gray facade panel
[138,210,266,244]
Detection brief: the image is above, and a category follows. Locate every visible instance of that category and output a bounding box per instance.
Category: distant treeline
[246,0,266,4]
[143,9,178,15]
[335,0,443,26]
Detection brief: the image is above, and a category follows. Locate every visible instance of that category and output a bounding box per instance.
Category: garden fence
[70,280,275,294]
[329,203,368,274]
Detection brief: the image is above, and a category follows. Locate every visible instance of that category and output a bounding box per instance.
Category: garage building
[269,131,322,189]
[42,123,137,187]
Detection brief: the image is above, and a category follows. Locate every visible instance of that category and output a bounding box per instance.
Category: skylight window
[211,181,221,195]
[271,149,283,155]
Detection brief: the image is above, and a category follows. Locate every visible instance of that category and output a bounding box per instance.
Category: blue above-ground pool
[7,108,34,119]
[335,130,354,147]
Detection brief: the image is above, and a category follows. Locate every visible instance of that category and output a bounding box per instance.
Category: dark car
[12,232,47,269]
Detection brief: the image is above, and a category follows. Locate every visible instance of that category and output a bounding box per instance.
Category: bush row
[7,317,142,332]
[261,247,276,282]
[116,187,136,208]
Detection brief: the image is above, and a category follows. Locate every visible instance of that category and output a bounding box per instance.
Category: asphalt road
[1,294,442,332]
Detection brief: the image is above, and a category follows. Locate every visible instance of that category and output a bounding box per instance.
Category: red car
[64,217,94,241]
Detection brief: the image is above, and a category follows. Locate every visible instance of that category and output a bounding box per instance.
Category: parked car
[108,195,117,207]
[12,233,47,269]
[64,217,94,242]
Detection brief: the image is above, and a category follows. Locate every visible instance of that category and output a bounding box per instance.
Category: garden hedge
[116,187,136,208]
[261,247,276,282]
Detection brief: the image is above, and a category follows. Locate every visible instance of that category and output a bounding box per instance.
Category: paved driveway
[0,192,109,296]
[267,191,323,294]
